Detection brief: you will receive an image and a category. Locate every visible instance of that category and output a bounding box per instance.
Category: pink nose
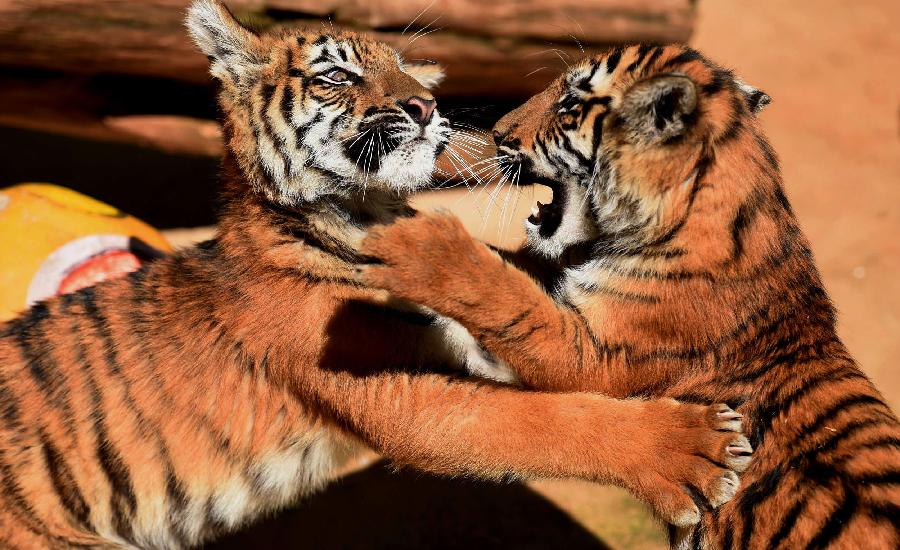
[399,96,437,125]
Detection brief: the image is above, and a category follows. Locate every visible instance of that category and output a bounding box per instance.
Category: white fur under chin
[371,139,440,193]
[525,184,600,259]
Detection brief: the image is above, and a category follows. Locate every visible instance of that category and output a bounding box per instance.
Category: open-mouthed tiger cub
[0,6,751,549]
[360,45,900,549]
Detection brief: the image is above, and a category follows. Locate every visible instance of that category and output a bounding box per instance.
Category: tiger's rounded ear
[404,61,445,89]
[619,74,698,144]
[186,0,263,82]
[736,80,771,114]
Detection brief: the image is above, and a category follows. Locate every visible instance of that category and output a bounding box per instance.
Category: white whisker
[553,50,570,67]
[403,24,444,53]
[402,0,437,36]
[525,48,568,59]
[479,163,515,234]
[452,130,490,143]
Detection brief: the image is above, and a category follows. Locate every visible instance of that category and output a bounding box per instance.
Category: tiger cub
[360,45,900,549]
[0,6,750,549]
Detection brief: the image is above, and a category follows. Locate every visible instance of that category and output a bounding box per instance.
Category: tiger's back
[0,250,361,548]
[659,251,900,548]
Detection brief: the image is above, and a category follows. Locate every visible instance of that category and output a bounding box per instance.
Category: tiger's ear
[186,0,263,82]
[736,80,771,114]
[405,61,445,89]
[619,74,698,144]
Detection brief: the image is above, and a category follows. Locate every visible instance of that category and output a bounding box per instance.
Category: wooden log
[0,0,694,98]
[104,116,224,157]
[0,0,692,190]
[266,0,695,44]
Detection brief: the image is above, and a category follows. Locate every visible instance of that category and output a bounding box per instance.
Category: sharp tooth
[531,205,540,217]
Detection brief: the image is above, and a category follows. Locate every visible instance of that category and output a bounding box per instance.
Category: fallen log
[0,0,694,98]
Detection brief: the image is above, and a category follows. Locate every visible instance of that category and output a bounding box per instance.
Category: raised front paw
[358,211,482,302]
[623,400,752,527]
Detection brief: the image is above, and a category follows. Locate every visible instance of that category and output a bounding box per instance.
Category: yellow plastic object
[0,183,172,321]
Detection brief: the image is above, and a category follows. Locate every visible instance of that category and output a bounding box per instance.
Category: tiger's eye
[326,69,350,83]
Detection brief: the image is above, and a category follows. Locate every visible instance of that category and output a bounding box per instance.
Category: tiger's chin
[368,139,441,194]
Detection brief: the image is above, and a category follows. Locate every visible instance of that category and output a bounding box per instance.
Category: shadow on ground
[205,461,610,550]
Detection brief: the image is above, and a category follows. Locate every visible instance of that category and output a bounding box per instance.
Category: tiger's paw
[626,401,752,526]
[358,211,481,302]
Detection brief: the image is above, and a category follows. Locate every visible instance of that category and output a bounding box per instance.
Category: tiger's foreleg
[359,212,619,393]
[285,363,751,528]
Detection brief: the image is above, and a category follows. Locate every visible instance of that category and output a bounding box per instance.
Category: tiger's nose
[398,96,437,126]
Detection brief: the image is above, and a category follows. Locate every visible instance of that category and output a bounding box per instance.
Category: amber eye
[321,68,353,84]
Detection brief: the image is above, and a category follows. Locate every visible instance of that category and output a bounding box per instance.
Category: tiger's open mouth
[522,169,566,238]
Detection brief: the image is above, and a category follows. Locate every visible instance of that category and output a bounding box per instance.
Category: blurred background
[1,1,898,548]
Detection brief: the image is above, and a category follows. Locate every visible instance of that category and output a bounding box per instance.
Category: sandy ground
[179,2,900,547]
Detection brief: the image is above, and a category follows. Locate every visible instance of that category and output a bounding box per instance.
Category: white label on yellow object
[26,234,132,307]
[0,183,171,321]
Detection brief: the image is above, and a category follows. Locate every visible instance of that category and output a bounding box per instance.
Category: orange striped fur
[0,8,751,549]
[360,45,900,549]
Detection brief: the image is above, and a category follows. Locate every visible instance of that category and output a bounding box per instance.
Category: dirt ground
[186,2,900,547]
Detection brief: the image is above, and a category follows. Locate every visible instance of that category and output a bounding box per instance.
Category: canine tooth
[531,206,540,217]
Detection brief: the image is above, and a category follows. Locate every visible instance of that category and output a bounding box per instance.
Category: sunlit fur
[361,44,900,549]
[0,8,755,548]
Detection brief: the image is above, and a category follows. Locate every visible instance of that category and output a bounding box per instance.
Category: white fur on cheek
[375,141,437,191]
